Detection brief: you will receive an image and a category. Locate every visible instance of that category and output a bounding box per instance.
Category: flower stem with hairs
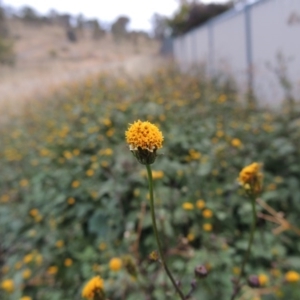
[146,164,185,300]
[231,194,257,300]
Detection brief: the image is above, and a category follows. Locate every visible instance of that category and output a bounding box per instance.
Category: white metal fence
[173,0,300,106]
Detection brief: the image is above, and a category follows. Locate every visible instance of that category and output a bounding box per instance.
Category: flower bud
[247,275,260,288]
[194,265,208,278]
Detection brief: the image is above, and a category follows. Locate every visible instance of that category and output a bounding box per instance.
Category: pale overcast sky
[2,0,229,30]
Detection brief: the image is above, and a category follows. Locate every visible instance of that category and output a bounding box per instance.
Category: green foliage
[111,16,130,41]
[1,68,300,299]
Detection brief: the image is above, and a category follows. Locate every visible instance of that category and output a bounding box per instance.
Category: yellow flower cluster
[82,276,104,299]
[125,120,163,152]
[238,162,263,194]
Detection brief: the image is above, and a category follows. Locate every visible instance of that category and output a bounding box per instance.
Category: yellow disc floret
[82,276,104,299]
[125,120,164,164]
[125,120,163,152]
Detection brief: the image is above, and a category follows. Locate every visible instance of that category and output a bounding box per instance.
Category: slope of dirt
[0,20,164,115]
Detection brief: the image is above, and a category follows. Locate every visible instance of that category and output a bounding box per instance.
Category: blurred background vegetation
[1,67,300,299]
[1,1,300,299]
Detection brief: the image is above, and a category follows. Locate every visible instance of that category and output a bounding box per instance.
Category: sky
[2,0,229,31]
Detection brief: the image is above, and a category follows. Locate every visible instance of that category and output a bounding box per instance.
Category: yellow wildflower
[202,209,213,218]
[22,269,32,279]
[258,274,269,286]
[125,120,163,164]
[182,202,194,210]
[232,267,241,275]
[1,279,14,293]
[23,254,33,264]
[82,276,104,299]
[187,233,195,242]
[55,240,64,248]
[64,258,73,267]
[152,170,164,179]
[86,169,95,177]
[20,179,29,187]
[231,138,242,148]
[285,270,300,283]
[1,195,9,202]
[72,180,80,188]
[196,200,205,209]
[73,149,80,156]
[98,242,107,251]
[238,162,263,194]
[47,266,58,275]
[35,254,43,265]
[203,223,212,232]
[20,296,32,300]
[29,209,39,217]
[109,258,122,272]
[68,197,76,205]
[149,251,159,261]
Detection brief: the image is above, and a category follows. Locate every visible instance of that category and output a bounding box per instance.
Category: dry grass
[0,20,163,115]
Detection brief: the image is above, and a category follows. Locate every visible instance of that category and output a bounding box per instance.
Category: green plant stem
[231,196,257,300]
[146,164,185,300]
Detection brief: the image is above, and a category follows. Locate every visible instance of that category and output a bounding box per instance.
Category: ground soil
[0,20,165,116]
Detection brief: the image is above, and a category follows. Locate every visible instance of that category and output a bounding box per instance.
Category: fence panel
[213,12,248,91]
[172,0,300,106]
[251,0,300,105]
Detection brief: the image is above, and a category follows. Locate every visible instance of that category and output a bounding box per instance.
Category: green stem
[146,164,185,300]
[231,196,257,300]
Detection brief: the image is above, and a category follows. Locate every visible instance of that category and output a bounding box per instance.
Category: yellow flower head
[1,279,14,293]
[98,242,107,251]
[47,266,58,275]
[182,202,194,210]
[20,296,32,300]
[82,276,104,299]
[125,120,163,164]
[72,180,80,188]
[152,170,164,180]
[68,197,76,205]
[55,240,64,248]
[231,138,242,148]
[202,209,213,218]
[285,270,300,283]
[64,258,73,267]
[29,209,39,217]
[196,200,205,209]
[258,274,269,286]
[22,269,32,279]
[109,257,122,272]
[23,254,33,264]
[203,223,212,232]
[238,162,263,194]
[187,233,195,242]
